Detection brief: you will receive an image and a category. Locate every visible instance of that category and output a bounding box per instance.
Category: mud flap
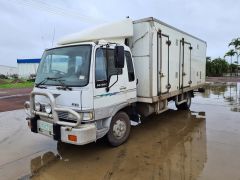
[30,116,38,133]
[53,123,61,141]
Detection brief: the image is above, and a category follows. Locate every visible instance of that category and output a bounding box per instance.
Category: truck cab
[25,35,137,146]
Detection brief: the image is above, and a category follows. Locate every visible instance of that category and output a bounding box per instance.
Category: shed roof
[17,59,41,64]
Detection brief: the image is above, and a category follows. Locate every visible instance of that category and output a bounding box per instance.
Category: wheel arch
[102,103,135,128]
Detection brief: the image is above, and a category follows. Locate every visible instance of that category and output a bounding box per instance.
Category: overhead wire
[10,0,107,24]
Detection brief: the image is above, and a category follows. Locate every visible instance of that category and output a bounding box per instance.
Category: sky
[0,0,239,67]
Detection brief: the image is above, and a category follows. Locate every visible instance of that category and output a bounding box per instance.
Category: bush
[10,74,18,79]
[0,74,8,79]
[206,58,229,77]
[29,74,36,80]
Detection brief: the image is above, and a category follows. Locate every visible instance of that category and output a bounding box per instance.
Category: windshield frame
[35,44,92,88]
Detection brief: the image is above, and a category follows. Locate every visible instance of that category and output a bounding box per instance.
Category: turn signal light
[68,135,77,142]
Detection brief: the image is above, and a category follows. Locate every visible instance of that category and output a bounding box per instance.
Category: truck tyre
[176,94,191,110]
[107,111,131,147]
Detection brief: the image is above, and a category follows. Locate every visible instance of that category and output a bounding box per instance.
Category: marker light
[68,135,77,142]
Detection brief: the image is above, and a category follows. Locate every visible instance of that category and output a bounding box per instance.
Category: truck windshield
[35,45,92,87]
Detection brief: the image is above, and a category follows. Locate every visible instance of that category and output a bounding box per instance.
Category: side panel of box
[131,19,206,99]
[151,21,206,97]
[130,22,152,97]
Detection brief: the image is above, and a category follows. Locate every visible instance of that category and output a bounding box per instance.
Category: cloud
[0,0,239,66]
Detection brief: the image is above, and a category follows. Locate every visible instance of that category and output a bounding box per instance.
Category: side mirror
[114,46,124,68]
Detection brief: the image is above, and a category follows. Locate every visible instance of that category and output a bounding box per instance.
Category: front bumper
[29,117,96,145]
[61,124,96,145]
[26,90,96,145]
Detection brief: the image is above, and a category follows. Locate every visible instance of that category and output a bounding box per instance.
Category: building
[0,65,17,76]
[17,59,41,78]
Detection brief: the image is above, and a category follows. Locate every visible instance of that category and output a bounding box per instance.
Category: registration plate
[37,120,53,136]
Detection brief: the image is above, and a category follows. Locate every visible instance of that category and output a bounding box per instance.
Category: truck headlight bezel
[45,104,52,114]
[35,102,41,111]
[24,101,31,117]
[81,112,93,121]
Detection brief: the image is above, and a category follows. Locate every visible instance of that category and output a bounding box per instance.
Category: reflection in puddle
[30,110,207,180]
[198,82,240,112]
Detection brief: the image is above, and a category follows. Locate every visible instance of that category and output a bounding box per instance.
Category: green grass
[0,80,34,89]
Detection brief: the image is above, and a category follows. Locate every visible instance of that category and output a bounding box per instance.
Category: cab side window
[95,48,123,88]
[107,49,122,77]
[95,48,107,81]
[125,51,135,82]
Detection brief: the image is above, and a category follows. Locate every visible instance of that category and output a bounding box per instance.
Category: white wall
[0,65,17,76]
[18,63,39,78]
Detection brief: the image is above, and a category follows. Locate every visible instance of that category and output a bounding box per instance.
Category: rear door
[158,32,171,94]
[180,39,192,88]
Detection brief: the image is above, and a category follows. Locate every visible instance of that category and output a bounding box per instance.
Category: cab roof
[57,18,133,45]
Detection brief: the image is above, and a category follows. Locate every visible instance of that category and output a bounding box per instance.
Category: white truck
[25,17,206,146]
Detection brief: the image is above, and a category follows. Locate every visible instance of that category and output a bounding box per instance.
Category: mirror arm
[106,73,118,92]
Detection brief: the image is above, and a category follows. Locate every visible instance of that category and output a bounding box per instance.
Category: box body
[130,18,206,102]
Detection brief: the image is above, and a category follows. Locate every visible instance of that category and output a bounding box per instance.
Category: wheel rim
[113,119,127,139]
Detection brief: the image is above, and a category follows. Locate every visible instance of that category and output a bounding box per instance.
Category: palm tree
[225,49,237,76]
[229,38,240,76]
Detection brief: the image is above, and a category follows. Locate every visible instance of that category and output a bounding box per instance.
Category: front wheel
[107,111,131,147]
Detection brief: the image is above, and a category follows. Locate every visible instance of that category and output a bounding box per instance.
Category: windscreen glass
[35,45,92,87]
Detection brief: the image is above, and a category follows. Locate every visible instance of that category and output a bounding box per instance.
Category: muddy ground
[0,88,32,112]
[0,83,239,180]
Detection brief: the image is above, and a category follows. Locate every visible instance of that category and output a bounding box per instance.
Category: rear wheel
[176,94,191,110]
[107,111,131,147]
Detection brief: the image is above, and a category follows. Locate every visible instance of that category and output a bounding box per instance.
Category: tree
[206,57,229,77]
[206,57,212,76]
[224,49,237,76]
[212,58,229,76]
[229,38,240,76]
[229,38,240,49]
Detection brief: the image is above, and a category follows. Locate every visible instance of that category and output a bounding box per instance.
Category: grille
[57,111,77,122]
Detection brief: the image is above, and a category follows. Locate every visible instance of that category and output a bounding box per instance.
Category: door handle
[159,72,165,77]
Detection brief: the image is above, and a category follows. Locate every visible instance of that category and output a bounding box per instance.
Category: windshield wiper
[35,76,59,88]
[35,77,71,90]
[47,77,72,91]
[35,78,48,88]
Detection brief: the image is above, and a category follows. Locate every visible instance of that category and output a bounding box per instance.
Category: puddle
[195,82,240,112]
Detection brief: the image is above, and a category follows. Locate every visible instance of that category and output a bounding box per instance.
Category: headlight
[82,112,93,121]
[45,104,52,114]
[68,112,93,121]
[35,102,41,111]
[24,101,31,116]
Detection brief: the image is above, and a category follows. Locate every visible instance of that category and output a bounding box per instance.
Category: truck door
[125,51,137,99]
[180,38,192,88]
[93,47,129,120]
[158,32,171,94]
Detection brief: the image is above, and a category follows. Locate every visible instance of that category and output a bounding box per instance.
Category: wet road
[0,88,32,112]
[0,83,239,180]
